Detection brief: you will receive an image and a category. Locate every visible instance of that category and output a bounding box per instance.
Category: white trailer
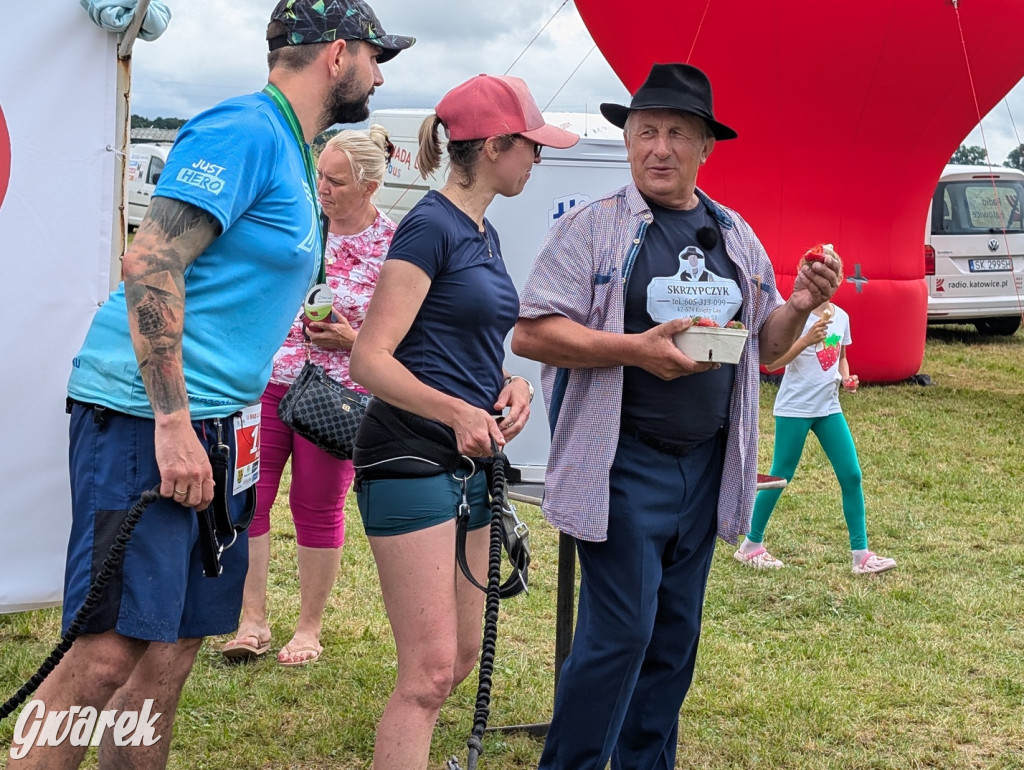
[369,109,631,481]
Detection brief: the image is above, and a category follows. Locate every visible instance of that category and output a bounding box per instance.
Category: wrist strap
[504,375,534,403]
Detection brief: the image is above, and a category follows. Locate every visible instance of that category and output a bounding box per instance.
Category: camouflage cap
[267,0,415,63]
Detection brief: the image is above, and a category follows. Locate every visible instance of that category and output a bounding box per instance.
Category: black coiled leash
[0,487,161,722]
[448,445,531,770]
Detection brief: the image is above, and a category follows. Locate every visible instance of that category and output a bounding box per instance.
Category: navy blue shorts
[62,403,254,643]
[357,471,490,536]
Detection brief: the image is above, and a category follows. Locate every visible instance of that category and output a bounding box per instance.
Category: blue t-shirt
[622,200,741,444]
[68,93,321,418]
[388,191,519,412]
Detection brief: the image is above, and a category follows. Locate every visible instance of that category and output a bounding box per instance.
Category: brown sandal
[221,634,271,661]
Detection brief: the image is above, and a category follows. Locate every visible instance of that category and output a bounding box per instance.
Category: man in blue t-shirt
[9,2,412,767]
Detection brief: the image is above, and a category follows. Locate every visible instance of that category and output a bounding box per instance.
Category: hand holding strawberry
[843,374,860,392]
[791,244,842,313]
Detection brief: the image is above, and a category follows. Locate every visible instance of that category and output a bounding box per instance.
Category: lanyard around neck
[262,84,326,284]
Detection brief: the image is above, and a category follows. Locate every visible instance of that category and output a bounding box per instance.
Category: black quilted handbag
[277,362,370,460]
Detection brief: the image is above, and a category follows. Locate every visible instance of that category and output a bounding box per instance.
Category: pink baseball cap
[436,74,579,149]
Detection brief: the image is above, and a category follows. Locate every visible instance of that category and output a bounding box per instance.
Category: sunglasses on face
[510,134,542,159]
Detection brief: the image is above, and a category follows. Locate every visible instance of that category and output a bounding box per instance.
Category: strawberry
[803,244,827,263]
[691,316,719,327]
[815,333,842,370]
[725,320,746,329]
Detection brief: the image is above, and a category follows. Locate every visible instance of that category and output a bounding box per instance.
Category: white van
[925,164,1024,335]
[126,143,171,228]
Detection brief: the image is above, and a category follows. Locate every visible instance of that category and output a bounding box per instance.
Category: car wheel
[974,317,1021,336]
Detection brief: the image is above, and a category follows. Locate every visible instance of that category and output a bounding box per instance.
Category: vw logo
[988,238,1000,252]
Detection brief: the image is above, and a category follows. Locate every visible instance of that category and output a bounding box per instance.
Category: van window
[147,156,164,186]
[932,179,1024,235]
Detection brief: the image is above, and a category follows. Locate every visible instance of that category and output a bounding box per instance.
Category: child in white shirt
[734,245,896,575]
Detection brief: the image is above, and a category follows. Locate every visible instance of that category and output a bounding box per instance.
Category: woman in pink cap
[349,74,577,768]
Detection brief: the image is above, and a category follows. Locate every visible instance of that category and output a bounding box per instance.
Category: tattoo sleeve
[123,197,221,416]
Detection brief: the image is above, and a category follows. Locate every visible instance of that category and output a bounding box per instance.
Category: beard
[320,61,372,129]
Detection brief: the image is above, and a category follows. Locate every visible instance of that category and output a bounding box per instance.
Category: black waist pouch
[353,398,463,482]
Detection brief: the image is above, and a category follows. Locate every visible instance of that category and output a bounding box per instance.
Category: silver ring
[451,455,477,482]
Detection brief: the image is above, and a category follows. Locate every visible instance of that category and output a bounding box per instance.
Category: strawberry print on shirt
[816,332,842,370]
[773,305,852,419]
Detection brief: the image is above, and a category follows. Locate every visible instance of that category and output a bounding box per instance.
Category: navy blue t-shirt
[388,191,520,412]
[622,200,741,444]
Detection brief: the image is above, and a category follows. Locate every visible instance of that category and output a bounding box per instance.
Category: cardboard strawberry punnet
[675,318,749,364]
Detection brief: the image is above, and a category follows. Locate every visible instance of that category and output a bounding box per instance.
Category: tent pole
[110,0,152,290]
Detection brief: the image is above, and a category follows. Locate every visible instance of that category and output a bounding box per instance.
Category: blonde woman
[222,125,396,666]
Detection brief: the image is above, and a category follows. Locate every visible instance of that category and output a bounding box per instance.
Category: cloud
[962,85,1024,165]
[129,0,630,122]
[128,0,1024,164]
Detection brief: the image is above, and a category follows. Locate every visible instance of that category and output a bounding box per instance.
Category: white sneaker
[734,546,785,569]
[852,551,896,574]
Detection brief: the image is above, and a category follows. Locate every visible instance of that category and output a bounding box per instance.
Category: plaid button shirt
[518,183,783,543]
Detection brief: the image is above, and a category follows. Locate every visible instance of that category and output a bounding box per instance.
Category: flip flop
[277,642,323,668]
[221,634,271,661]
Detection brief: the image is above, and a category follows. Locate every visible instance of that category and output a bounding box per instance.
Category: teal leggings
[748,412,868,551]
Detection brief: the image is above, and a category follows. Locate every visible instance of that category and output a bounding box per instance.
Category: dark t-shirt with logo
[622,200,741,445]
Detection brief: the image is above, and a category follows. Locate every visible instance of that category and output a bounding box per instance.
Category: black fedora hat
[601,63,737,140]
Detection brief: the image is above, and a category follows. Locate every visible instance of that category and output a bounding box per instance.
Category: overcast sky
[128,0,1024,164]
[129,0,630,129]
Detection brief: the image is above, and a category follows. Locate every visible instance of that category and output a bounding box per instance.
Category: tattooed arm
[123,197,222,508]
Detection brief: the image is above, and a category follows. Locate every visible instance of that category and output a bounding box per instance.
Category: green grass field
[2,324,1023,769]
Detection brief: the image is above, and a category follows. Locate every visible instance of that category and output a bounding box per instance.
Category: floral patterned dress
[270,209,396,393]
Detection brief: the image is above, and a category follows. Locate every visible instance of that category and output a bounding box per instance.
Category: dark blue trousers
[538,430,723,770]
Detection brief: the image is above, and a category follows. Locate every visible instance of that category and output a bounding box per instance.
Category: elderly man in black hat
[8,2,411,768]
[513,63,842,769]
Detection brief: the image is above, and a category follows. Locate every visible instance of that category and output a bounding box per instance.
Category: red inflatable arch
[577,0,1024,381]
